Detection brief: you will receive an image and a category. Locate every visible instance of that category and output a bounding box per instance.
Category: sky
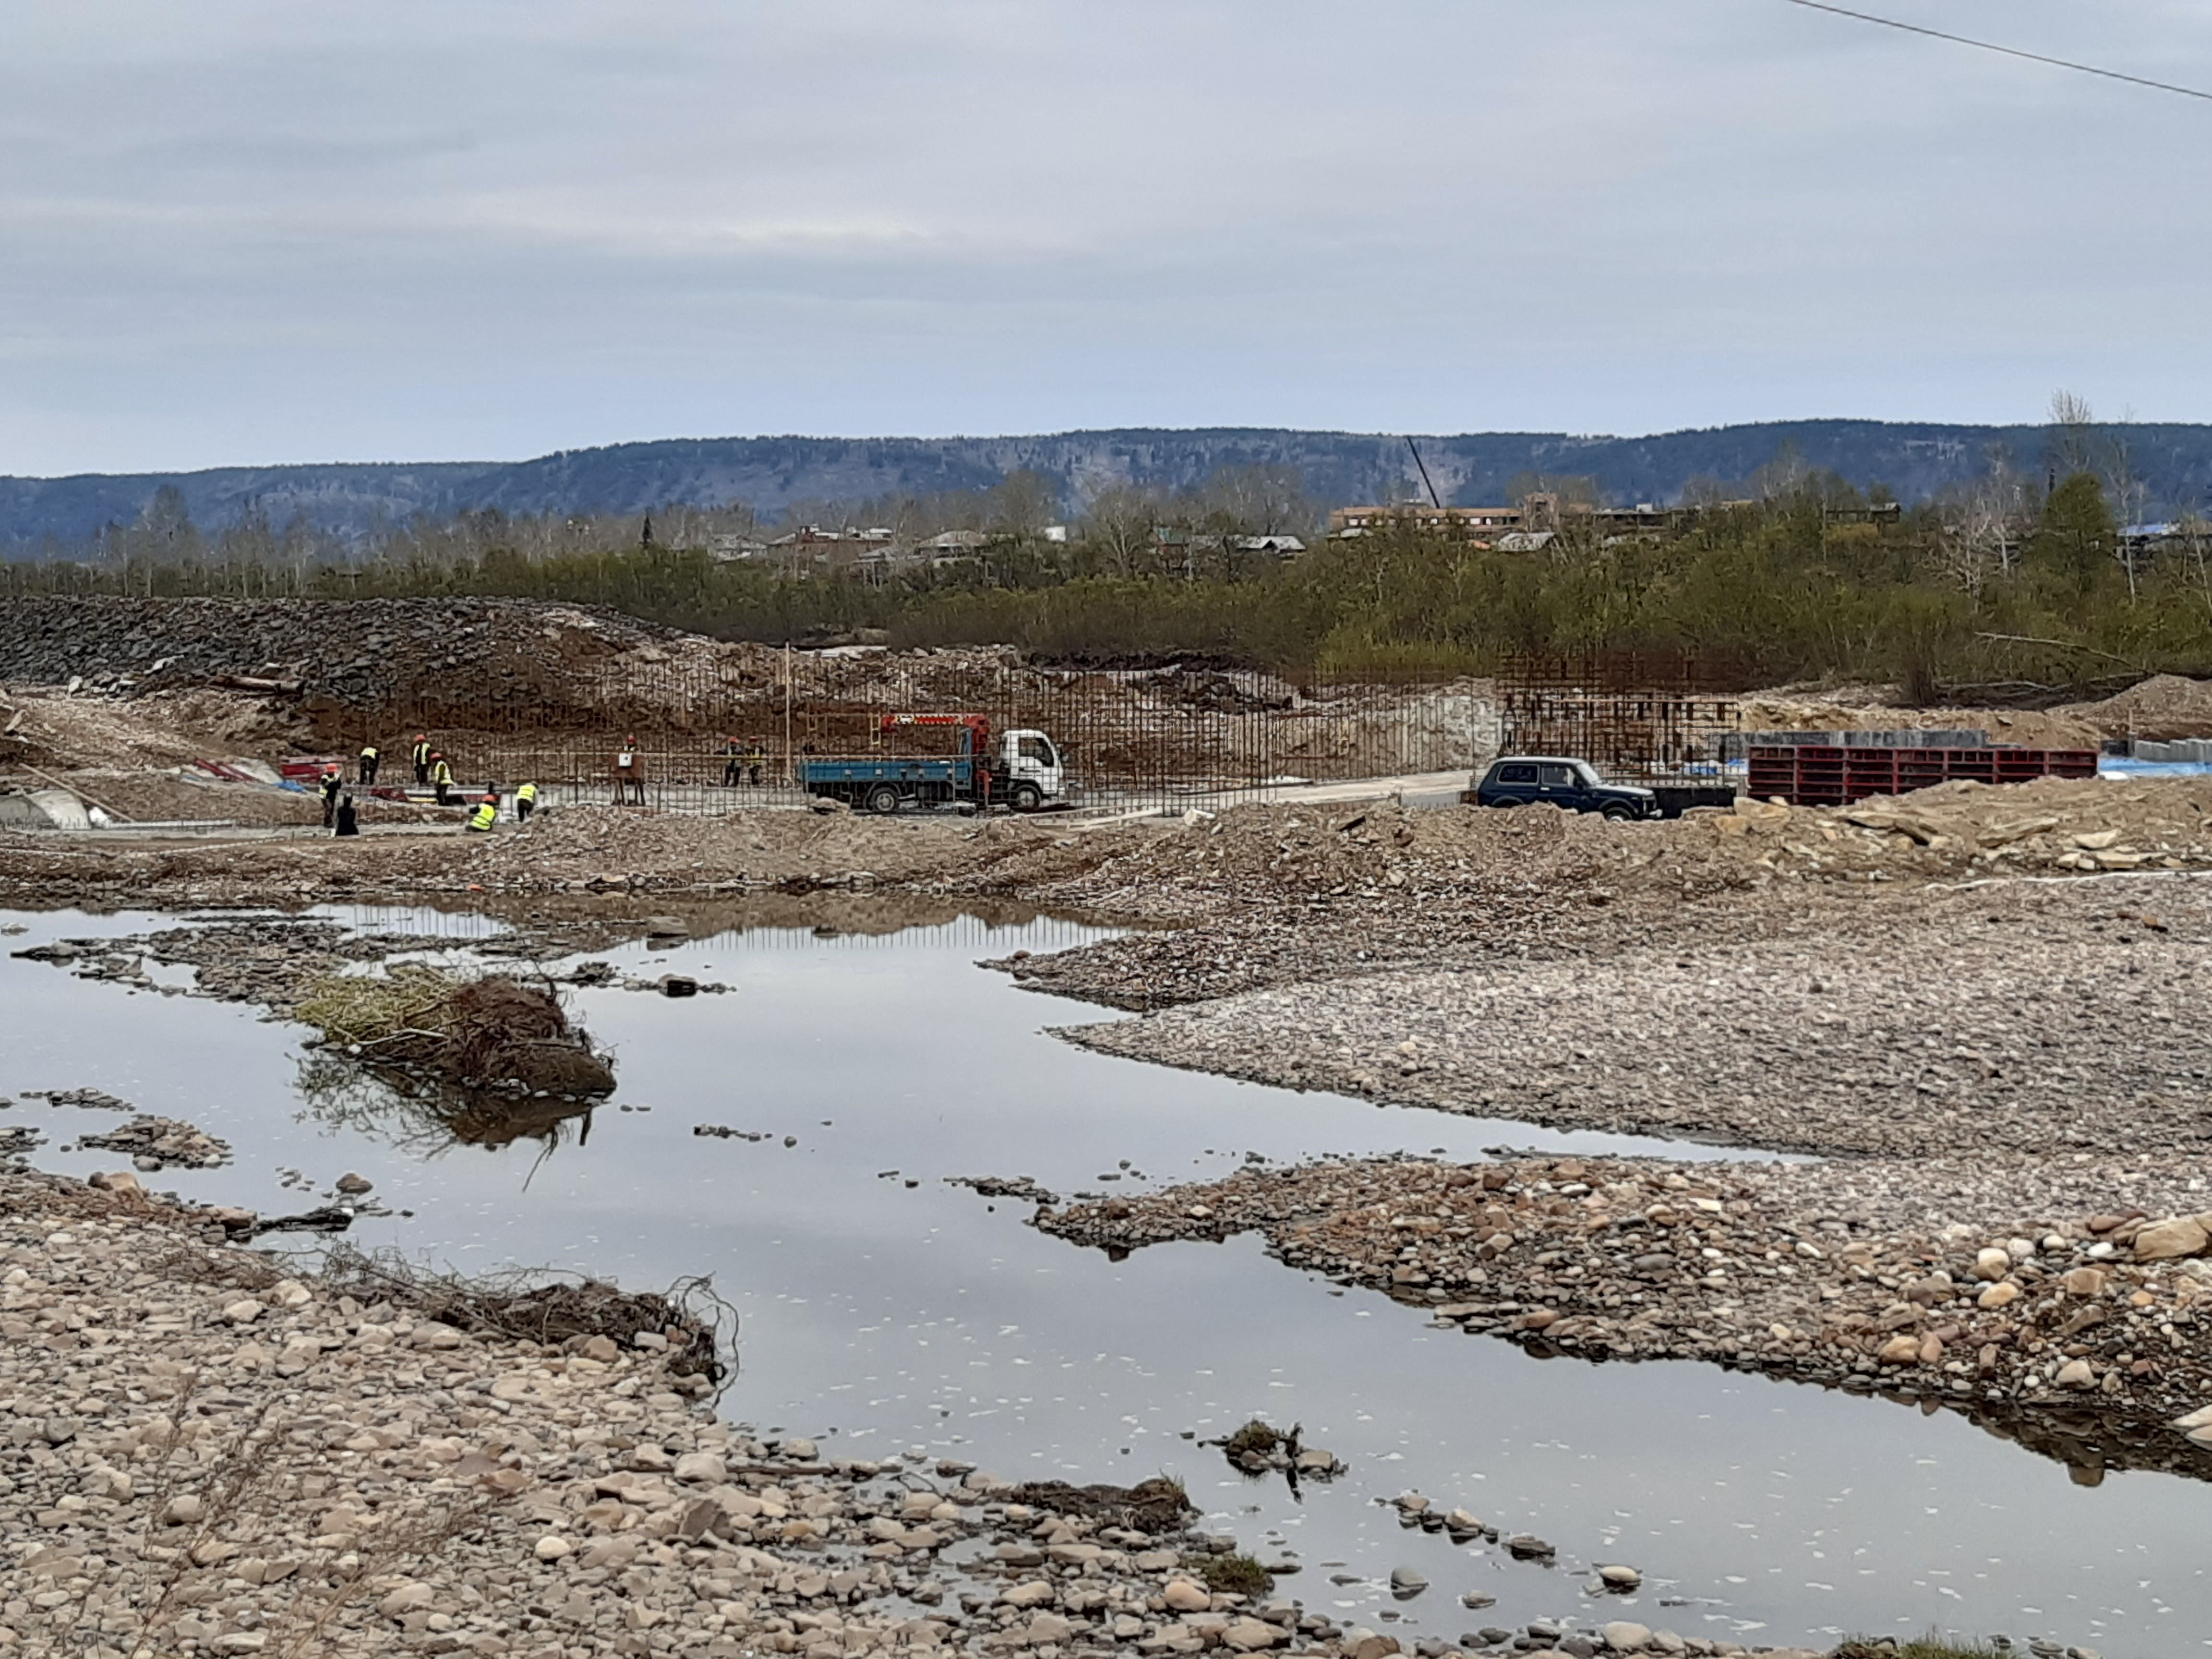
[3,0,2210,475]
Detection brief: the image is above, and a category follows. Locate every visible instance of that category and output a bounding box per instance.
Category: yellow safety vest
[468,801,498,831]
[412,741,431,765]
[517,783,537,804]
[360,745,378,759]
[432,760,453,786]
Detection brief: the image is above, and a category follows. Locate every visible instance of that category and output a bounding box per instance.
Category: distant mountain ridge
[8,419,2212,550]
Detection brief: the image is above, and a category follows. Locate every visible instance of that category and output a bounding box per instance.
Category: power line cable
[1780,0,2212,103]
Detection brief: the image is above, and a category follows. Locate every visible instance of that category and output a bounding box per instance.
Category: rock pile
[0,595,683,715]
[1037,1150,2212,1472]
[72,1115,232,1170]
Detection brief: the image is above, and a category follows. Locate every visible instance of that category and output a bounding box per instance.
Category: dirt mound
[2056,673,2212,739]
[1738,688,2101,749]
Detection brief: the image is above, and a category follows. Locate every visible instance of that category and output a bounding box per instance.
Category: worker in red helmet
[410,733,433,787]
[319,764,343,828]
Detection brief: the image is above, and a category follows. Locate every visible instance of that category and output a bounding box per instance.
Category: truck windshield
[1019,736,1058,769]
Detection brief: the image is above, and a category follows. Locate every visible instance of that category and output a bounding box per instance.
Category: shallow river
[1,903,2206,1658]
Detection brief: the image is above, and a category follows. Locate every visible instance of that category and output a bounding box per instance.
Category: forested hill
[10,418,2212,546]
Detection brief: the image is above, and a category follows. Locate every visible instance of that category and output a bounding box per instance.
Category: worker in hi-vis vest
[431,753,455,807]
[465,792,499,833]
[515,781,539,822]
[410,733,433,785]
[319,765,343,828]
[358,743,379,785]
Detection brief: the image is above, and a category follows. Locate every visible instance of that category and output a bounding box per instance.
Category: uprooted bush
[294,965,615,1096]
[320,1243,732,1383]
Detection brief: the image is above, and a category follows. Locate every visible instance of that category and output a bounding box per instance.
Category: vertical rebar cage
[361,649,1507,813]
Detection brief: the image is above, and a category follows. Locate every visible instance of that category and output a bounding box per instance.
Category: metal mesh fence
[354,651,1500,812]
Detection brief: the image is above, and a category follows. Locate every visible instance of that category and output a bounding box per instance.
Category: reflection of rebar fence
[1496,653,1743,781]
[354,652,1502,810]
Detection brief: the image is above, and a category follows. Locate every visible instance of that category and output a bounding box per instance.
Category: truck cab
[1001,729,1065,812]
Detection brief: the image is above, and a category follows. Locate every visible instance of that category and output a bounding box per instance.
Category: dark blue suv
[1472,756,1659,820]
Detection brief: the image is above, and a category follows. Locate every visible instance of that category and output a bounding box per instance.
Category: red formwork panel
[1844,748,1899,800]
[1747,745,2101,806]
[1896,749,1950,793]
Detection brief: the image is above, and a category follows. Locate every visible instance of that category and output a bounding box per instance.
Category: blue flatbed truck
[800,714,1067,815]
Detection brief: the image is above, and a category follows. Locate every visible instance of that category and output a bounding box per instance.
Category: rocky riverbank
[0,1167,1886,1659]
[1033,1149,2212,1483]
[1045,875,2212,1159]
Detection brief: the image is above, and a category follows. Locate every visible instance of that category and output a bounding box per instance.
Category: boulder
[2133,1216,2210,1261]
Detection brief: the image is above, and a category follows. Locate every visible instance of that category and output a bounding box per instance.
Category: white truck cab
[1000,728,1066,810]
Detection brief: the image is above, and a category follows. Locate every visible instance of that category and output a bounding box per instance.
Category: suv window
[1538,764,1575,788]
[1495,763,1537,784]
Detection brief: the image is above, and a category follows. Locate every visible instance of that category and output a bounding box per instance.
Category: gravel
[1055,877,2212,1159]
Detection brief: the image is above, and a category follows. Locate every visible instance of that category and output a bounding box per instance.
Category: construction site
[5,595,2199,836]
[13,595,2212,1657]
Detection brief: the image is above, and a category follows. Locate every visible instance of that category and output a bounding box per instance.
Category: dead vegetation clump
[293,965,615,1095]
[1220,1419,1282,1458]
[319,1243,732,1383]
[1180,1551,1274,1596]
[999,1477,1193,1533]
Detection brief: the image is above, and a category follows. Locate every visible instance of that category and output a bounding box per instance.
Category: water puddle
[2,904,2206,1656]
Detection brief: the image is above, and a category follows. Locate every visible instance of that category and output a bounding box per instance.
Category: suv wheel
[1600,802,1635,822]
[1487,797,1522,809]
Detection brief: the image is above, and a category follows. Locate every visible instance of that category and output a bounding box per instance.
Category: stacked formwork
[1747,745,2099,806]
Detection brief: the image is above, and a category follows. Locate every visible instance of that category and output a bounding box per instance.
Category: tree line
[6,404,2210,695]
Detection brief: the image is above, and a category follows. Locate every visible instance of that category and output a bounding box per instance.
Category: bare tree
[1079,481,1162,578]
[2104,421,2152,599]
[2046,388,2100,480]
[1939,445,2030,597]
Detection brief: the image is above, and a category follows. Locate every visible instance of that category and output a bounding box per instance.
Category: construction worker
[410,733,432,786]
[515,781,538,822]
[613,735,645,806]
[358,742,380,785]
[465,791,499,833]
[430,751,455,807]
[745,739,766,786]
[721,735,745,787]
[334,793,359,837]
[319,765,343,828]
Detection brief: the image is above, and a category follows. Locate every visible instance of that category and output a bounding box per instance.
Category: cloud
[2,0,2209,471]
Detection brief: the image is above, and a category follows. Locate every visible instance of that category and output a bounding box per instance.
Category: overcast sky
[3,0,2209,475]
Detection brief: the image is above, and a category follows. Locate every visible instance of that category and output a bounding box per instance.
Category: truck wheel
[1601,803,1635,822]
[1012,782,1044,812]
[865,784,901,816]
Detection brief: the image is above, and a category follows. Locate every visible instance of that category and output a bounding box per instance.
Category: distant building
[1327,496,1889,544]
